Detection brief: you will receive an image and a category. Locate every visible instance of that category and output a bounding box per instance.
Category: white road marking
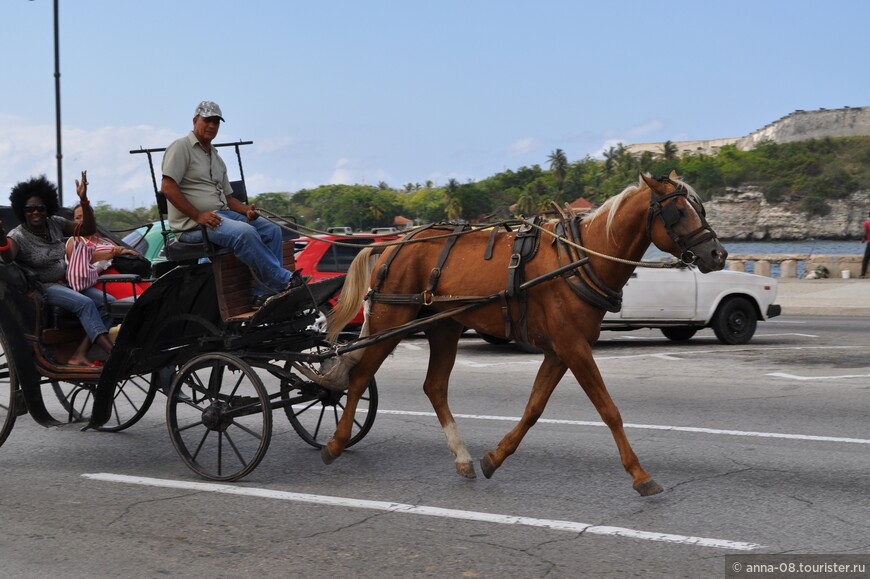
[459,344,863,366]
[375,410,870,445]
[767,372,870,381]
[82,473,763,551]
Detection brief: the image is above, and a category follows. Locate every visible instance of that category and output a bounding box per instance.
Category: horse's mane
[587,174,700,243]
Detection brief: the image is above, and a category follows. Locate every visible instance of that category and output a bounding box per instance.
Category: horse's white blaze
[443,421,472,464]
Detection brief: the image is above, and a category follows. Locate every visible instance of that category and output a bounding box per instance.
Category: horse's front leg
[422,321,475,478]
[321,340,398,465]
[480,351,567,478]
[565,343,663,496]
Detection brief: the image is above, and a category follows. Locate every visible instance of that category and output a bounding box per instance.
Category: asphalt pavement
[775,277,870,316]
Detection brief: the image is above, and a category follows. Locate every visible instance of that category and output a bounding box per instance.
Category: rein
[258,207,679,269]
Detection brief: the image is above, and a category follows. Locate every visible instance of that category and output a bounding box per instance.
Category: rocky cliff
[705,187,870,240]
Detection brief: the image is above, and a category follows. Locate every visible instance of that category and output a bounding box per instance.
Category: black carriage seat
[156,183,298,322]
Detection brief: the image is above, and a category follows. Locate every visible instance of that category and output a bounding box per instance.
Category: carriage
[0,143,379,481]
[1,160,729,495]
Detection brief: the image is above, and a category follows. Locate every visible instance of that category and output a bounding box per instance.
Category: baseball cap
[194,100,225,122]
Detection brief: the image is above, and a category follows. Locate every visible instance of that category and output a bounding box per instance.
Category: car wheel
[661,327,698,341]
[712,297,757,345]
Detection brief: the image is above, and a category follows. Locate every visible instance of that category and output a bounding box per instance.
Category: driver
[161,100,302,308]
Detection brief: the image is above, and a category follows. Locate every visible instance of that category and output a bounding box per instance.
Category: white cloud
[329,158,353,185]
[0,115,181,209]
[507,137,538,156]
[255,136,294,154]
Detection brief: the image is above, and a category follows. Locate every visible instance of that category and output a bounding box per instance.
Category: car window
[316,239,374,273]
[122,230,149,255]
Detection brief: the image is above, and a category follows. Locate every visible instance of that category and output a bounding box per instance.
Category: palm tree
[444,178,462,221]
[662,140,678,162]
[547,148,568,200]
[516,188,537,216]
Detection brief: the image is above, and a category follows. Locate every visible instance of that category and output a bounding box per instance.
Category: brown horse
[322,172,727,496]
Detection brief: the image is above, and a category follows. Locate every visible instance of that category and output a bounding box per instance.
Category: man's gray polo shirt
[162,131,234,232]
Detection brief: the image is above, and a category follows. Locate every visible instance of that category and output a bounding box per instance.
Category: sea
[721,239,861,256]
[719,239,863,277]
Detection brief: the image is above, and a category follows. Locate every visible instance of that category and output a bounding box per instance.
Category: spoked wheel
[51,372,157,431]
[51,380,93,423]
[281,340,378,449]
[94,372,158,432]
[166,352,272,481]
[0,326,19,446]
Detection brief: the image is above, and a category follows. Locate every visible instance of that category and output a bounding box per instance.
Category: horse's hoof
[320,446,336,465]
[633,478,664,496]
[480,455,497,479]
[455,461,477,479]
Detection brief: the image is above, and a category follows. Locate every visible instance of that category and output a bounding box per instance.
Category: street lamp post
[53,0,63,205]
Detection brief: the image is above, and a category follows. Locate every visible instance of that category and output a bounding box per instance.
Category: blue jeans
[44,283,114,342]
[179,212,290,296]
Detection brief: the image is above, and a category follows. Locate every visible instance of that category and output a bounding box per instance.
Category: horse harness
[363,176,715,346]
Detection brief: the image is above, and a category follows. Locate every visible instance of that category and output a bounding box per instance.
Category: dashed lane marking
[767,372,870,381]
[375,410,870,445]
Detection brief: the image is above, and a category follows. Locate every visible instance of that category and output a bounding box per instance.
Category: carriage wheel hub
[201,402,233,431]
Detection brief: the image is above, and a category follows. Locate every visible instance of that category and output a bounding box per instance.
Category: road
[1,315,868,578]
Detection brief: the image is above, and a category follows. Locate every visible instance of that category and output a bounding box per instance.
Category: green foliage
[799,194,831,217]
[94,203,158,234]
[92,136,870,230]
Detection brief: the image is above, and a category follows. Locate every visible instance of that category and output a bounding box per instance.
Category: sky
[2,0,869,209]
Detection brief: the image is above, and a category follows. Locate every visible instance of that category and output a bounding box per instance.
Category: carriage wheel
[51,380,92,423]
[0,326,19,447]
[50,372,157,430]
[94,372,158,432]
[166,352,272,481]
[281,340,378,449]
[282,376,378,449]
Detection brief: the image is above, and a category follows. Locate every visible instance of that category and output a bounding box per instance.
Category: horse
[321,171,727,496]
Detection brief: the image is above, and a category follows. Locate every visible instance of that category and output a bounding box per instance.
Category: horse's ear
[668,169,680,181]
[641,173,659,190]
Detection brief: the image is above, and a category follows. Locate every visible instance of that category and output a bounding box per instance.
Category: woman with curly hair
[0,171,114,367]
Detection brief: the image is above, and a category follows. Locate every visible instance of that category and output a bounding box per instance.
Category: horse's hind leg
[480,352,568,479]
[565,344,663,496]
[422,320,476,478]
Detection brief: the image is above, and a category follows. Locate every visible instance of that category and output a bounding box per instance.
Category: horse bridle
[646,177,717,265]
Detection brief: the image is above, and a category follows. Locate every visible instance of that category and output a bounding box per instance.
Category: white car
[600,251,781,344]
[479,249,780,346]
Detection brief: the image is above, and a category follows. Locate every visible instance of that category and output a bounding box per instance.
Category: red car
[294,233,399,328]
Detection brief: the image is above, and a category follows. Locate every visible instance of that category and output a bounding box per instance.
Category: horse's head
[641,171,727,273]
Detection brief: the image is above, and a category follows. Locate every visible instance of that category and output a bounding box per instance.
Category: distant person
[0,172,114,367]
[861,210,870,278]
[161,100,302,308]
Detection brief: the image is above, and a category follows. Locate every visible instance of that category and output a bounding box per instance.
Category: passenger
[66,203,142,266]
[0,172,114,367]
[861,210,870,279]
[66,203,151,299]
[161,100,302,308]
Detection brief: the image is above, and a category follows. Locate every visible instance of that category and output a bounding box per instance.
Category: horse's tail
[326,246,377,343]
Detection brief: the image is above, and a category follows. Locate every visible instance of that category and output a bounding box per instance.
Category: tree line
[94,135,870,234]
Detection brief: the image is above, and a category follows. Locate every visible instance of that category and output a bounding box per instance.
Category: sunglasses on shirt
[23,205,48,213]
